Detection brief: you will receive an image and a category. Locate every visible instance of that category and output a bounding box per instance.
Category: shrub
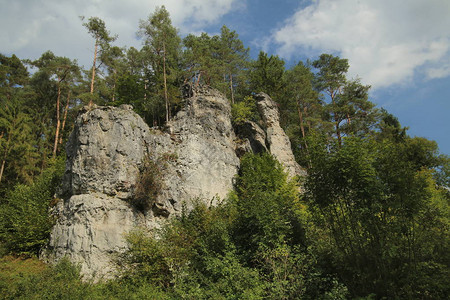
[233,152,304,260]
[132,155,165,212]
[305,136,450,298]
[231,95,259,125]
[0,158,65,256]
[118,153,347,299]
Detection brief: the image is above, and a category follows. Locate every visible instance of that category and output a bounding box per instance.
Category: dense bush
[132,155,164,212]
[132,153,178,212]
[0,256,167,300]
[116,153,348,299]
[231,95,259,126]
[305,136,450,299]
[0,158,65,256]
[0,150,447,299]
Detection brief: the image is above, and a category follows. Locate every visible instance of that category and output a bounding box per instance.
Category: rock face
[255,93,306,178]
[236,93,306,179]
[47,105,151,278]
[150,86,240,218]
[46,86,304,279]
[234,120,268,156]
[59,104,149,200]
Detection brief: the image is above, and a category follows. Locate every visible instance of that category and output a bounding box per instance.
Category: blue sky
[1,0,449,154]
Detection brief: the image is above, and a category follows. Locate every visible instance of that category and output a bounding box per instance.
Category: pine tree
[139,6,181,123]
[0,97,38,185]
[218,25,249,103]
[82,16,117,106]
[312,54,376,145]
[0,55,39,188]
[30,51,81,157]
[249,51,285,100]
[183,33,222,86]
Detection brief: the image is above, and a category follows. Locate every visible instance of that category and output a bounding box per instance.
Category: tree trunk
[297,105,306,139]
[336,121,342,146]
[162,42,169,123]
[195,72,201,87]
[112,69,117,103]
[297,104,309,151]
[0,159,5,184]
[229,73,234,104]
[305,106,311,131]
[330,93,342,146]
[89,38,99,106]
[53,77,62,158]
[59,91,71,145]
[0,133,11,183]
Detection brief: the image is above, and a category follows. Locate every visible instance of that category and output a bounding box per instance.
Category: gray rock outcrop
[255,93,306,178]
[151,86,240,217]
[47,105,151,278]
[46,87,240,279]
[234,120,268,157]
[59,104,149,200]
[46,86,304,279]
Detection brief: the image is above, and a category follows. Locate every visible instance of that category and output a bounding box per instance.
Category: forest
[0,6,449,299]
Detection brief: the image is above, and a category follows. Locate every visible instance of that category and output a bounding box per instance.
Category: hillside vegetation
[0,6,448,299]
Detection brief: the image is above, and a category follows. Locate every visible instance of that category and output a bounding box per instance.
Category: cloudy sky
[1,0,449,154]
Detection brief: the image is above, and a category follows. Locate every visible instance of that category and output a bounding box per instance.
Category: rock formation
[46,86,304,279]
[47,105,152,278]
[255,93,307,178]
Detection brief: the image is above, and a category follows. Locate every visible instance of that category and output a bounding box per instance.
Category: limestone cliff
[46,86,304,279]
[255,93,307,179]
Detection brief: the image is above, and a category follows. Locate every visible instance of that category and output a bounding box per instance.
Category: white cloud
[0,0,242,68]
[426,64,450,79]
[272,0,450,89]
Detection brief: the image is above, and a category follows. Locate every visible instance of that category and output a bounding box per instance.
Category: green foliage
[117,202,266,299]
[82,17,117,46]
[305,136,450,298]
[218,25,250,102]
[434,154,450,188]
[233,153,303,258]
[0,54,29,90]
[0,256,168,300]
[0,56,44,193]
[132,153,178,212]
[0,97,40,188]
[281,61,325,167]
[115,73,145,106]
[119,228,172,286]
[183,33,221,86]
[139,6,182,123]
[249,51,285,100]
[312,53,349,94]
[231,95,258,125]
[182,25,248,102]
[1,11,448,299]
[0,158,65,256]
[116,153,348,299]
[232,153,348,299]
[312,53,377,144]
[377,108,407,142]
[1,257,84,300]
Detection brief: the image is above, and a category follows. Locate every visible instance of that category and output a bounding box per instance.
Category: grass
[0,255,47,281]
